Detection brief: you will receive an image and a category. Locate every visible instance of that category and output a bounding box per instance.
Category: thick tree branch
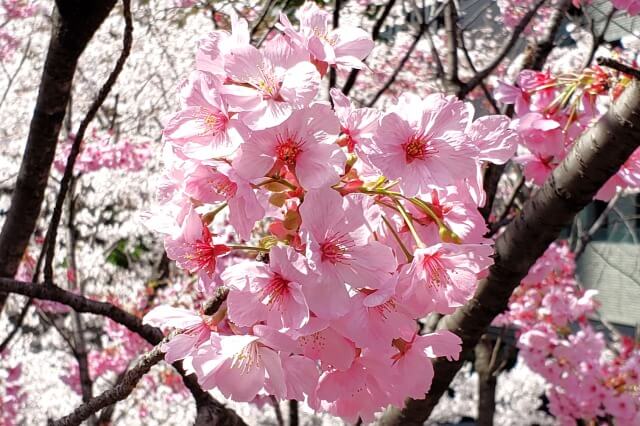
[444,0,459,86]
[378,80,640,425]
[0,0,118,310]
[43,0,134,283]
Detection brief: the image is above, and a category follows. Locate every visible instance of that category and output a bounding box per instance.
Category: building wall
[577,242,640,327]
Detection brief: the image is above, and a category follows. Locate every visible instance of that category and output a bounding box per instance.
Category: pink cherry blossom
[223,245,312,329]
[233,103,345,189]
[164,208,230,278]
[163,71,244,159]
[369,93,478,196]
[398,242,493,316]
[278,2,374,70]
[299,189,397,317]
[222,36,320,130]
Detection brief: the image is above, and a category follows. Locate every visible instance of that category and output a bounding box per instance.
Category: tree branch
[573,189,622,258]
[329,0,341,91]
[43,0,134,283]
[378,79,640,425]
[0,0,118,311]
[444,0,460,86]
[367,25,425,107]
[341,0,397,95]
[0,276,247,425]
[457,0,546,99]
[597,57,640,80]
[51,341,166,426]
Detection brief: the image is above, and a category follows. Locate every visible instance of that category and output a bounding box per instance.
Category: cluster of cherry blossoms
[140,2,521,422]
[0,353,24,426]
[496,67,640,200]
[495,243,640,425]
[54,129,152,174]
[0,0,39,60]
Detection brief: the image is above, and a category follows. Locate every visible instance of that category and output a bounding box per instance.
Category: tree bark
[474,336,497,426]
[0,0,117,310]
[378,80,640,425]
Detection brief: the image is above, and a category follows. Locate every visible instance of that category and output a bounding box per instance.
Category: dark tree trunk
[475,336,497,426]
[0,0,117,310]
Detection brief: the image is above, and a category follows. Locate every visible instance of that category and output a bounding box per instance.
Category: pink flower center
[184,227,230,275]
[421,252,452,288]
[261,273,291,309]
[231,342,262,374]
[312,27,337,46]
[276,136,303,166]
[403,134,438,163]
[187,241,230,275]
[208,174,237,199]
[202,109,228,134]
[320,232,355,265]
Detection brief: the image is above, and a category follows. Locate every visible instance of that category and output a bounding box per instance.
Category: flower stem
[382,215,413,262]
[227,244,270,253]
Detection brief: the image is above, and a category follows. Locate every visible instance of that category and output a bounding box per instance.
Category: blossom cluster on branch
[495,242,640,425]
[496,67,640,199]
[141,2,522,422]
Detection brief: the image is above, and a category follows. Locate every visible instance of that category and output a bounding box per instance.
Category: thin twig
[341,0,398,95]
[270,396,284,426]
[329,0,341,92]
[574,190,622,258]
[583,6,615,69]
[488,174,525,236]
[250,0,277,39]
[0,299,32,353]
[367,25,425,107]
[457,0,546,98]
[0,39,31,111]
[597,57,640,80]
[43,0,134,283]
